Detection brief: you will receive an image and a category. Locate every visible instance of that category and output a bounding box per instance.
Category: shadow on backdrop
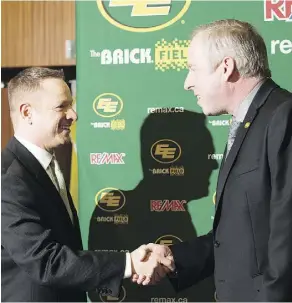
[88,110,218,302]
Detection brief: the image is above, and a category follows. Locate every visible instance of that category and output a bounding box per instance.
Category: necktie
[226,118,241,158]
[50,156,73,223]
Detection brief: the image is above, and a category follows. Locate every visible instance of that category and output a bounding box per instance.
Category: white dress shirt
[15,136,54,179]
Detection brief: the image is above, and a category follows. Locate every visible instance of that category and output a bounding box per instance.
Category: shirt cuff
[123,252,132,279]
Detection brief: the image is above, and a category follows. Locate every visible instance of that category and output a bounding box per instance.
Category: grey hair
[192,19,271,78]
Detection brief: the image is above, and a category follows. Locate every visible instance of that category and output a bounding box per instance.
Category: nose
[184,71,193,91]
[66,107,78,122]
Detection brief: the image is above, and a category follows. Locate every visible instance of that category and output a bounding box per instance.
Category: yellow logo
[244,122,251,128]
[100,286,126,302]
[155,234,183,246]
[97,0,191,32]
[151,139,181,164]
[155,39,190,72]
[109,0,171,16]
[111,119,126,131]
[95,188,126,212]
[93,93,123,118]
[213,192,216,205]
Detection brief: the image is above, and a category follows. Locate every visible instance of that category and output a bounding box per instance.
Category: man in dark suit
[132,19,292,301]
[1,67,174,302]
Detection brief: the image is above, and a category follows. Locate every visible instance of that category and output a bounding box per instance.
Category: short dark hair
[8,67,65,112]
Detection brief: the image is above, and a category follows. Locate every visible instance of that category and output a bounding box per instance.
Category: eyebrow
[53,100,73,109]
[60,99,73,105]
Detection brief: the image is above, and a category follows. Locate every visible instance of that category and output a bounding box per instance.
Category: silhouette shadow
[88,110,218,302]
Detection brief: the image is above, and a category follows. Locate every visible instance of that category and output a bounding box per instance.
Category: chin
[63,136,71,144]
[203,107,222,116]
[58,135,71,146]
[202,108,214,116]
[200,104,211,116]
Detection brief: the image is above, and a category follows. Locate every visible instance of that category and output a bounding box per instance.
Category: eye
[56,103,71,110]
[54,101,73,111]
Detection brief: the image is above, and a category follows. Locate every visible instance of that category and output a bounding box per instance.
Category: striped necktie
[226,118,241,159]
[50,156,73,223]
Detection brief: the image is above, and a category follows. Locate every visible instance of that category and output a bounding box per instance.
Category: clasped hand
[130,243,175,286]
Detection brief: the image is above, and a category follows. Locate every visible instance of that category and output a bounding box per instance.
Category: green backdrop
[76,1,292,301]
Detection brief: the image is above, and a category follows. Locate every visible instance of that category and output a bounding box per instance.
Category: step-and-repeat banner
[76,1,291,301]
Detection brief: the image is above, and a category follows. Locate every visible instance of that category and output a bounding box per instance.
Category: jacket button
[214,240,220,248]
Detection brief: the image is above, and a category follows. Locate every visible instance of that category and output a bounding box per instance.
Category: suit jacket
[170,79,292,301]
[1,137,126,302]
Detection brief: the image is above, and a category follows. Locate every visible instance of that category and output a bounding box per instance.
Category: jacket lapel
[215,107,258,210]
[67,190,83,248]
[7,137,74,228]
[214,79,279,215]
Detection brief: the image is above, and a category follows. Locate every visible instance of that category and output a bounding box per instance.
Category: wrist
[130,252,136,275]
[124,252,133,278]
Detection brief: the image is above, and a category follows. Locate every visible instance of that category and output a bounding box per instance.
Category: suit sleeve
[261,99,292,301]
[1,174,125,296]
[169,231,214,291]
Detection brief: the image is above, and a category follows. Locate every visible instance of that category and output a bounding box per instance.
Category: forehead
[39,78,71,99]
[188,34,206,65]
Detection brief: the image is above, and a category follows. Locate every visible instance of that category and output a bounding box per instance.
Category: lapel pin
[244,122,251,128]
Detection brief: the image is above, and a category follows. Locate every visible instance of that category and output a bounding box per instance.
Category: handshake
[130,243,175,286]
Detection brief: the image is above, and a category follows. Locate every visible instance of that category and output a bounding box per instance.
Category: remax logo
[95,188,126,212]
[93,93,123,118]
[151,139,181,164]
[90,153,126,165]
[150,200,186,212]
[97,0,191,32]
[271,39,292,54]
[264,0,292,21]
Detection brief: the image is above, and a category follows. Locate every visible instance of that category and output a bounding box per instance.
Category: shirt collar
[233,80,265,122]
[14,136,53,170]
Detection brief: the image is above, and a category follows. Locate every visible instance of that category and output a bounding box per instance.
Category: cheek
[49,116,63,132]
[198,75,213,91]
[207,77,220,94]
[55,116,67,132]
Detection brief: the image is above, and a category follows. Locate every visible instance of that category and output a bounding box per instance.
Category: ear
[19,103,33,125]
[222,57,236,81]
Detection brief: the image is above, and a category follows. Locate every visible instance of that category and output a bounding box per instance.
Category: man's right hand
[131,243,175,285]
